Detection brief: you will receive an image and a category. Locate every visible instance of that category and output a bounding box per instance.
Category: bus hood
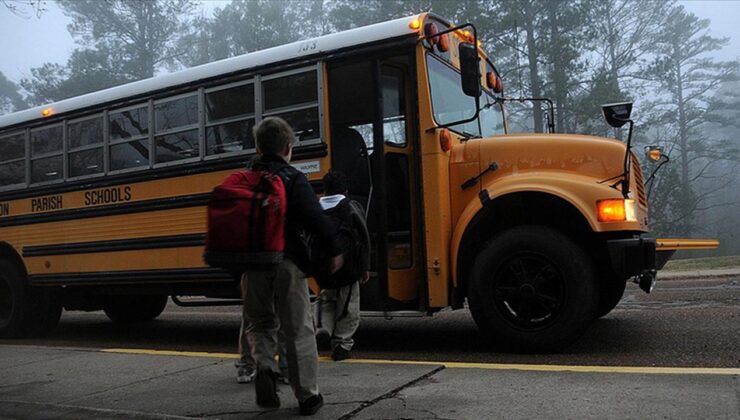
[472,133,630,184]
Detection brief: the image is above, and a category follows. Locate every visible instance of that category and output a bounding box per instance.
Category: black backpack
[309,198,364,289]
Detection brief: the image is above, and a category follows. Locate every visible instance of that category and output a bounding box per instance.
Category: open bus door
[327,53,424,314]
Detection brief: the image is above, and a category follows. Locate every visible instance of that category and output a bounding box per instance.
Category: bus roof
[0,14,424,131]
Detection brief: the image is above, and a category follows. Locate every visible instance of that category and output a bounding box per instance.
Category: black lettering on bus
[31,195,63,212]
[84,186,133,206]
[0,202,9,216]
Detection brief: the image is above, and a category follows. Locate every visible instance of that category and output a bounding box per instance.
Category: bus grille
[632,155,648,207]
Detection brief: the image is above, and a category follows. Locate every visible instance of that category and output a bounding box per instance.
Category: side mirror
[459,42,481,97]
[645,146,664,162]
[601,102,633,128]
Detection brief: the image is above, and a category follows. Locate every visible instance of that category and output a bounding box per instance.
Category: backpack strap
[348,200,371,272]
[337,284,353,321]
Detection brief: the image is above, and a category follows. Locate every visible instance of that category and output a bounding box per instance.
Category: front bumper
[607,237,664,293]
[606,236,720,293]
[607,237,660,280]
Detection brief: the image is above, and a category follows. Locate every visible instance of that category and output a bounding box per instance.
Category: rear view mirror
[601,102,632,128]
[459,42,481,97]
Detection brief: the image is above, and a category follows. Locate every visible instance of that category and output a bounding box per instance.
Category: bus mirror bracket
[601,102,635,199]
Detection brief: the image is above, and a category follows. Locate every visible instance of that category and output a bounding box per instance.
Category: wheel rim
[0,276,12,327]
[491,253,565,330]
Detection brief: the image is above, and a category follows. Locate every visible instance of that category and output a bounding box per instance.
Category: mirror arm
[620,119,634,199]
[646,154,670,199]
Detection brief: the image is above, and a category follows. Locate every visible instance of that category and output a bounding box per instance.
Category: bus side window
[262,70,320,142]
[154,94,199,164]
[30,125,64,183]
[0,132,26,187]
[68,115,104,178]
[109,105,149,171]
[205,82,255,156]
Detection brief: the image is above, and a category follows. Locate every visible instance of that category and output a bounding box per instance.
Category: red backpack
[203,169,287,272]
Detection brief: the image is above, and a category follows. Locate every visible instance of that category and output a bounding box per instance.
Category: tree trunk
[524,1,544,133]
[606,5,623,140]
[548,0,566,133]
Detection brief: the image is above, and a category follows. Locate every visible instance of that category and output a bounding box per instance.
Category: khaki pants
[241,259,319,402]
[236,317,288,377]
[316,281,360,351]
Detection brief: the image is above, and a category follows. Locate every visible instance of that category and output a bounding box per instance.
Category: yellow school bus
[0,14,717,350]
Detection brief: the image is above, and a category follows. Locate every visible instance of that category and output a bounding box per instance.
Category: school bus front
[409,14,718,352]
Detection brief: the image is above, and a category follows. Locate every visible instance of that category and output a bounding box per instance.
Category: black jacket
[249,154,341,274]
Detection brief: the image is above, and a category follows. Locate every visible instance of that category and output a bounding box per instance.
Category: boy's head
[253,117,296,161]
[323,171,349,196]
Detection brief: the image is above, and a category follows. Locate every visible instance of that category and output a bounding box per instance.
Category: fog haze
[1,1,738,84]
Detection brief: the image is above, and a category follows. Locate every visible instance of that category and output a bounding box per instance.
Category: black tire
[595,273,627,319]
[468,225,598,353]
[25,289,63,337]
[103,294,168,323]
[0,260,62,338]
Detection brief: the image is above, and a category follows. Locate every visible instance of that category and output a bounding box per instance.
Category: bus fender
[450,172,625,288]
[0,242,26,277]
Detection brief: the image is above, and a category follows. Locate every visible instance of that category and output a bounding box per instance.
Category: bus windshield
[426,53,504,137]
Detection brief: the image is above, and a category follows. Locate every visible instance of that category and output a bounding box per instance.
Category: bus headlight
[597,199,637,223]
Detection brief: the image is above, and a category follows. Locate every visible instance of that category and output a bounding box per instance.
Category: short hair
[323,171,349,195]
[253,117,295,155]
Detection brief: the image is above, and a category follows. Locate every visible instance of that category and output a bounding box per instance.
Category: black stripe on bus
[28,268,233,287]
[22,233,206,257]
[0,142,327,201]
[0,193,211,228]
[0,179,323,228]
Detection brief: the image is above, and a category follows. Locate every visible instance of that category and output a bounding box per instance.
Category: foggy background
[1,0,738,257]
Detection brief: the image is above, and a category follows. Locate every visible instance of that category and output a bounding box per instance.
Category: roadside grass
[662,255,740,271]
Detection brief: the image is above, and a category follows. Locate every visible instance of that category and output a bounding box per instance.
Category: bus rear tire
[0,260,62,338]
[467,225,598,353]
[103,294,168,323]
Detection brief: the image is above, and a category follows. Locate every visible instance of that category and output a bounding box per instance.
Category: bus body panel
[414,45,453,308]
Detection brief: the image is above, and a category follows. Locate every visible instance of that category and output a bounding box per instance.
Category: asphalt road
[3,275,739,369]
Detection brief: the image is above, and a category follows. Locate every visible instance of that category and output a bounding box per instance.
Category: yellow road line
[102,348,740,376]
[104,348,239,359]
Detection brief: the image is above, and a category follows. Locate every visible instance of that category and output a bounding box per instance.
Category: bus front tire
[467,225,598,353]
[0,260,62,338]
[103,294,168,323]
[596,274,627,318]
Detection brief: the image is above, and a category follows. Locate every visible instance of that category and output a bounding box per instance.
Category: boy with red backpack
[206,117,342,416]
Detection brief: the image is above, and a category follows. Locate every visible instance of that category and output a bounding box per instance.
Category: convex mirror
[601,102,633,128]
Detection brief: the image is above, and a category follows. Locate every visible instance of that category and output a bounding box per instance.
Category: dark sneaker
[236,366,255,384]
[331,346,351,361]
[315,329,331,351]
[299,393,324,416]
[255,368,280,408]
[276,372,290,385]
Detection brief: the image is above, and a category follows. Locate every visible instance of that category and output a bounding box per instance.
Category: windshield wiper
[460,130,480,140]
